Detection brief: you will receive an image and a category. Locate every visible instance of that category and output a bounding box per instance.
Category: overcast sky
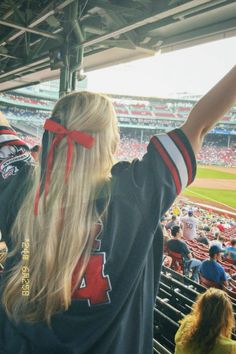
[87,36,236,98]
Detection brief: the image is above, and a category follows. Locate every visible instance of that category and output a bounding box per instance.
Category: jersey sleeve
[128,128,196,225]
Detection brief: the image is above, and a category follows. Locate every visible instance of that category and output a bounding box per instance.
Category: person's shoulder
[201,259,209,266]
[215,261,225,271]
[217,335,236,351]
[111,161,131,176]
[167,238,173,245]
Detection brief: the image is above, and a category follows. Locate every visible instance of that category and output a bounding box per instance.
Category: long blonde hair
[178,288,235,353]
[3,91,119,323]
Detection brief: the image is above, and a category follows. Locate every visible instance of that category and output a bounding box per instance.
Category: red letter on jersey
[72,253,111,306]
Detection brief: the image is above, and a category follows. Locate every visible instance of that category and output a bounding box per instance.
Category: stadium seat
[154,308,179,352]
[153,339,172,354]
[167,249,188,275]
[156,297,184,323]
[199,274,222,289]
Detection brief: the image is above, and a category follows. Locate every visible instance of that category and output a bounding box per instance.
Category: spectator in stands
[175,288,236,354]
[181,210,198,240]
[224,238,236,262]
[210,233,225,250]
[1,65,236,354]
[211,221,220,236]
[200,245,228,287]
[172,205,181,217]
[201,217,211,232]
[196,230,210,246]
[217,220,225,232]
[166,215,178,230]
[167,226,201,281]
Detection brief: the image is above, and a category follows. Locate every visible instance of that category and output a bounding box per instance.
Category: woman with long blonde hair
[175,288,236,354]
[0,65,236,354]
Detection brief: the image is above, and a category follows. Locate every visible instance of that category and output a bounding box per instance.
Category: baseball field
[182,166,236,213]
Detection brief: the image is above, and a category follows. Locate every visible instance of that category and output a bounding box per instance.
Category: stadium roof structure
[0,0,236,95]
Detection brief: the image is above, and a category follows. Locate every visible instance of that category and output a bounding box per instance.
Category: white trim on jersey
[157,134,188,190]
[0,134,21,143]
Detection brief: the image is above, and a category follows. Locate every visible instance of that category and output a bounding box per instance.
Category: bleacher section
[0,92,236,165]
[156,266,236,353]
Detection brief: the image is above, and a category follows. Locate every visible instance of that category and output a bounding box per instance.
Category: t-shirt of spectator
[225,246,236,261]
[217,223,225,232]
[200,260,227,284]
[181,216,198,240]
[210,240,224,251]
[172,206,181,216]
[167,239,190,261]
[0,126,196,354]
[203,224,210,232]
[196,235,209,246]
[165,220,177,230]
[175,319,236,354]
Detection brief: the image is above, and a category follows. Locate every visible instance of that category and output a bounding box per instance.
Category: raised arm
[181,65,236,154]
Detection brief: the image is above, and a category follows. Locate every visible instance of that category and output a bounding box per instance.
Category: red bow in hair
[34,119,94,216]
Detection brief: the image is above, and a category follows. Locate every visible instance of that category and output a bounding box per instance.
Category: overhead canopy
[0,0,236,92]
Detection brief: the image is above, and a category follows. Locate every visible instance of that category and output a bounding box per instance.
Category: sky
[87,36,236,98]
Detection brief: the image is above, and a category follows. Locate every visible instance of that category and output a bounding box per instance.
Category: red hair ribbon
[34,119,94,216]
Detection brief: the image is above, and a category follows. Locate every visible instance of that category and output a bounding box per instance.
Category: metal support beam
[0,19,61,40]
[0,57,49,81]
[78,0,215,48]
[0,53,20,59]
[0,0,74,46]
[59,0,84,97]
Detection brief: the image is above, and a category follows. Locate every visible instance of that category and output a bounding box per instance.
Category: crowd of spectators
[162,200,236,291]
[197,145,236,166]
[0,93,52,107]
[117,135,236,166]
[1,93,236,166]
[0,105,47,123]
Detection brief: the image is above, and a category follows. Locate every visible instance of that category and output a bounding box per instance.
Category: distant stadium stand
[1,91,236,166]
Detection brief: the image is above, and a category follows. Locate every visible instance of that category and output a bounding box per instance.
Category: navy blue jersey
[0,125,196,354]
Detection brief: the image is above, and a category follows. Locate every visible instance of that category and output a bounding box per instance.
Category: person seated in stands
[200,245,228,288]
[166,215,178,230]
[224,238,236,262]
[217,220,225,232]
[211,221,220,236]
[161,217,172,267]
[181,210,198,240]
[210,232,225,250]
[172,205,181,217]
[201,217,211,232]
[167,226,201,282]
[175,288,236,354]
[196,230,209,246]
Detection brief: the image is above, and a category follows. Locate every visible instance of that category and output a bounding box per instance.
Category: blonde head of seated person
[175,288,236,354]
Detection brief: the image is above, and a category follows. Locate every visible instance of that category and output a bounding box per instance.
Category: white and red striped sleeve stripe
[0,126,28,148]
[150,129,196,195]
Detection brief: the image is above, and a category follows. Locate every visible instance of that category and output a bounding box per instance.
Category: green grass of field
[196,167,236,179]
[183,166,236,210]
[183,187,236,209]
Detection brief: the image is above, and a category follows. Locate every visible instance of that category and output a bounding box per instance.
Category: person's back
[175,288,236,354]
[225,239,236,261]
[181,211,198,240]
[200,248,227,286]
[1,64,236,354]
[175,321,236,354]
[0,97,197,354]
[167,238,190,260]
